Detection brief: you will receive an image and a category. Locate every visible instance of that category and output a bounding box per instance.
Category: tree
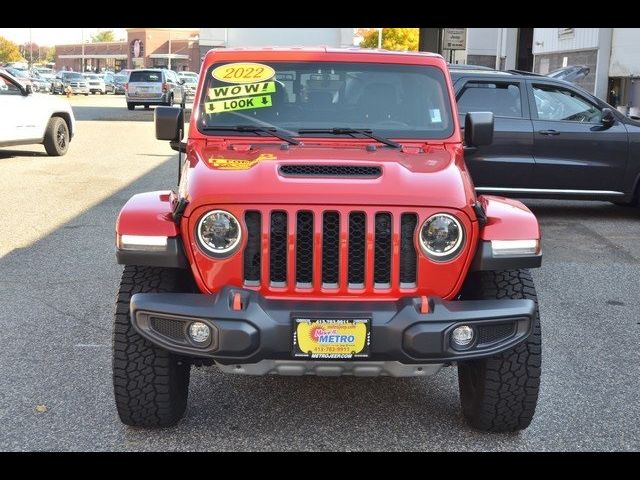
[92,30,115,42]
[0,35,23,63]
[360,28,419,52]
[45,47,56,64]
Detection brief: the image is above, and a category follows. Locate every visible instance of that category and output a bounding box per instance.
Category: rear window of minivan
[129,71,162,82]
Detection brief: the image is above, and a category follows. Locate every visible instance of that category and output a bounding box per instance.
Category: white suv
[0,69,76,156]
[83,73,106,94]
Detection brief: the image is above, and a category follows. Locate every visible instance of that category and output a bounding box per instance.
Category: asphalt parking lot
[0,94,638,451]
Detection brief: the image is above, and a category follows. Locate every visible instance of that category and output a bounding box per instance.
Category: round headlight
[197,210,242,256]
[419,213,464,261]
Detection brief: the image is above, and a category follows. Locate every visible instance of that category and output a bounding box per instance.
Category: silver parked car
[125,69,185,110]
[83,73,106,94]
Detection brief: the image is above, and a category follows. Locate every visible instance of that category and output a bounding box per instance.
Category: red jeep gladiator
[113,48,542,432]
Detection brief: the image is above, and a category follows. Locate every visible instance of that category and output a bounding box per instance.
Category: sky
[0,28,128,47]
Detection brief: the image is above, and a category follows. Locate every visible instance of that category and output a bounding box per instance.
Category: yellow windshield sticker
[208,81,276,100]
[208,153,277,170]
[204,95,272,114]
[212,63,275,84]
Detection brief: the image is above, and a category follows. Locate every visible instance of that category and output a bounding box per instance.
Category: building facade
[199,28,356,61]
[608,29,640,115]
[456,28,533,71]
[531,28,611,99]
[55,28,200,73]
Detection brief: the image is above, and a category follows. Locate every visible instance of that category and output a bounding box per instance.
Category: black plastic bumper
[130,287,536,365]
[116,237,188,269]
[471,241,542,271]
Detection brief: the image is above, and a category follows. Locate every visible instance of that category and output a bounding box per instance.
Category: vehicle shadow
[0,158,513,451]
[0,148,50,159]
[71,105,193,122]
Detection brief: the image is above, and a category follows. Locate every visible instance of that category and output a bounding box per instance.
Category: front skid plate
[215,360,445,377]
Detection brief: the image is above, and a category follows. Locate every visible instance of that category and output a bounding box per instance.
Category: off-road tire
[43,116,70,156]
[127,103,135,110]
[458,269,541,432]
[112,265,193,427]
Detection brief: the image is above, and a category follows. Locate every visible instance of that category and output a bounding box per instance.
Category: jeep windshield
[197,61,454,140]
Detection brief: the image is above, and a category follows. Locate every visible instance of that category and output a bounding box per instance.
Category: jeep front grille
[242,207,418,292]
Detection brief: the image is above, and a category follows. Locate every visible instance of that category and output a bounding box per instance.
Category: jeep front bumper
[129,287,535,373]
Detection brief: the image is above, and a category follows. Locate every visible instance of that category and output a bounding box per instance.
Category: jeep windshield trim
[197,61,455,140]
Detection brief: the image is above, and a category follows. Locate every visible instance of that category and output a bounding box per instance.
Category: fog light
[189,322,211,344]
[452,325,474,347]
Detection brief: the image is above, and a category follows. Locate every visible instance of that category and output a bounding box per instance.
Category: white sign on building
[443,28,467,50]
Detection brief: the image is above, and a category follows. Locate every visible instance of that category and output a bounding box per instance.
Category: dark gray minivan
[450,67,640,206]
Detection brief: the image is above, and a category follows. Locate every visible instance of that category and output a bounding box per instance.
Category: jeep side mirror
[601,107,615,127]
[155,106,184,141]
[465,112,494,147]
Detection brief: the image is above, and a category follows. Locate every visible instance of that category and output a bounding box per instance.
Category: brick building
[55,28,200,73]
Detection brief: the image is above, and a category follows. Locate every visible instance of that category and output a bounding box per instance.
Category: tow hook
[172,198,189,225]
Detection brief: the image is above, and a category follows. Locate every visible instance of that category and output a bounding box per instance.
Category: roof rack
[506,69,546,76]
[448,64,496,71]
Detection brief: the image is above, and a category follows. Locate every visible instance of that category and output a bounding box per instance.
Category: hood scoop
[279,165,382,178]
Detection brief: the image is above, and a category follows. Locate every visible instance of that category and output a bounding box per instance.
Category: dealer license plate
[292,318,370,359]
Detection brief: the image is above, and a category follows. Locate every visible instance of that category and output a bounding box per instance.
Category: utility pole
[29,28,33,67]
[495,28,503,70]
[81,28,85,72]
[377,28,383,48]
[168,29,172,70]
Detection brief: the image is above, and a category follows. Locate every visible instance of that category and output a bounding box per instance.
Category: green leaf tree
[91,30,115,42]
[360,28,419,51]
[0,35,24,63]
[45,46,56,63]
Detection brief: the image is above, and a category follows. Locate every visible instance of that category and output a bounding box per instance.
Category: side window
[457,81,523,118]
[532,84,602,123]
[0,76,22,95]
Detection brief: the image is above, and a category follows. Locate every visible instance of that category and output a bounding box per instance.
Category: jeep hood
[183,143,474,213]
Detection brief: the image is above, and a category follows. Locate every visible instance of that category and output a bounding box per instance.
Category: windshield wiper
[201,125,299,145]
[297,128,401,149]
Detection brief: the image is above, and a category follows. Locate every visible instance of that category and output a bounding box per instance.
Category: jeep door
[527,80,628,193]
[0,73,36,143]
[454,77,534,190]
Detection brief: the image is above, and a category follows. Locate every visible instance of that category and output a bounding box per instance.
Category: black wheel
[113,265,194,427]
[43,116,70,156]
[144,104,150,109]
[166,94,173,107]
[127,103,135,110]
[457,269,542,432]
